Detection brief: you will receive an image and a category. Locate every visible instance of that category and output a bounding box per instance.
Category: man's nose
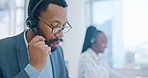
[54,31,64,37]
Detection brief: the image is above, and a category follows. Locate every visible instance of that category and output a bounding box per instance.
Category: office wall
[62,0,88,77]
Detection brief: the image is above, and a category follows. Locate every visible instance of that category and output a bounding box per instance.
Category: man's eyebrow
[53,20,61,23]
[52,20,67,25]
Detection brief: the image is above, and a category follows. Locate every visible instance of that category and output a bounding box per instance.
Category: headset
[90,30,103,44]
[26,0,43,28]
[90,31,97,44]
[91,37,95,44]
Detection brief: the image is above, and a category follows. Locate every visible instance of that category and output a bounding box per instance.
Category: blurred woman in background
[78,26,126,78]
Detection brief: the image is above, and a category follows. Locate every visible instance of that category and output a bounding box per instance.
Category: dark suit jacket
[0,31,69,78]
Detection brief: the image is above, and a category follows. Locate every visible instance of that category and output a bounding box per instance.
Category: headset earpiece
[91,38,95,44]
[26,16,37,28]
[26,0,43,28]
[91,30,98,44]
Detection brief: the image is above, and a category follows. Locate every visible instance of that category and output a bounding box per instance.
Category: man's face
[38,4,67,51]
[95,33,108,53]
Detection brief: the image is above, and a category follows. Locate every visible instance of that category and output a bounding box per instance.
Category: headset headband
[30,0,43,17]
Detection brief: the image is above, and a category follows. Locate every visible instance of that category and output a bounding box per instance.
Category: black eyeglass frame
[38,17,72,34]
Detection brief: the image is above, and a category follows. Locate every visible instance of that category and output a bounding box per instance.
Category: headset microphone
[26,0,43,28]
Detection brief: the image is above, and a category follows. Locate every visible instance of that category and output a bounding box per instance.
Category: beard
[30,28,63,52]
[45,38,63,52]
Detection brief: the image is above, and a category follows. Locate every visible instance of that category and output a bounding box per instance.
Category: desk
[114,69,148,78]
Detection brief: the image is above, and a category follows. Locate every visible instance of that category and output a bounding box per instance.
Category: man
[0,0,71,78]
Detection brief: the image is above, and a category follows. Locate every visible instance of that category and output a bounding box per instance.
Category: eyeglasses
[38,17,72,34]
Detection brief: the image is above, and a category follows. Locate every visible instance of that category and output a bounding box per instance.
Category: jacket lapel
[16,31,29,71]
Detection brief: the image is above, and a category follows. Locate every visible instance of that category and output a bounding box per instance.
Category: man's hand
[28,35,51,71]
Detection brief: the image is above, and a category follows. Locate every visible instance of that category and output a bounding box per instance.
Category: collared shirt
[78,48,126,78]
[23,30,53,78]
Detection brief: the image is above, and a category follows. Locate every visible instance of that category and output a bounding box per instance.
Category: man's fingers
[30,35,45,43]
[39,44,49,48]
[39,45,51,54]
[48,47,51,54]
[34,41,46,45]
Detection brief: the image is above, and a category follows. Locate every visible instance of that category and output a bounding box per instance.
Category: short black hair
[28,0,68,17]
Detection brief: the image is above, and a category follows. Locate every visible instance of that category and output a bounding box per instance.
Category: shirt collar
[88,48,101,61]
[23,29,29,49]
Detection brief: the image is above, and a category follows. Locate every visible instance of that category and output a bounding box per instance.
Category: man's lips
[50,41,60,47]
[45,38,63,47]
[49,40,61,47]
